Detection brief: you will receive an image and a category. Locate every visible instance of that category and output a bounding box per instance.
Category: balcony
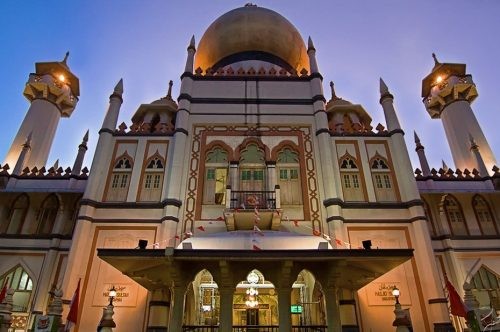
[223,186,282,231]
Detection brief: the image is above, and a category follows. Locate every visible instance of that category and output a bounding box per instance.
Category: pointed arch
[2,193,30,234]
[339,152,366,202]
[293,269,327,326]
[271,140,299,161]
[469,265,500,310]
[0,264,35,312]
[105,152,134,202]
[139,151,165,202]
[369,153,397,202]
[35,194,59,235]
[234,137,270,161]
[201,143,230,205]
[472,195,499,236]
[442,194,469,236]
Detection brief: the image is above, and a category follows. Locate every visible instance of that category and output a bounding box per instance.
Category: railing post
[274,185,281,209]
[225,185,231,209]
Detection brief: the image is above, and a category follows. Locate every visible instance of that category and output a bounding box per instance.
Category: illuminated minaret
[3,52,80,168]
[421,53,496,174]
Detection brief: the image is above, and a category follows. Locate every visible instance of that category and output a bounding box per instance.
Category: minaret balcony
[223,186,282,231]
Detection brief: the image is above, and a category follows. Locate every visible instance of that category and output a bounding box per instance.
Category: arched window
[443,195,468,236]
[0,265,33,312]
[423,199,437,236]
[470,266,500,310]
[3,194,29,234]
[203,147,228,205]
[239,144,265,192]
[277,148,302,204]
[339,155,364,202]
[35,194,59,235]
[139,155,165,202]
[370,156,397,202]
[473,196,498,236]
[106,154,133,201]
[63,196,81,236]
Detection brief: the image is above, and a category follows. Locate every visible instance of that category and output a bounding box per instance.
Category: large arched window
[35,194,59,235]
[339,154,364,202]
[423,199,437,236]
[0,265,34,312]
[239,144,266,192]
[470,266,500,311]
[370,156,397,202]
[443,195,468,236]
[203,147,228,205]
[472,195,498,236]
[277,148,302,205]
[105,154,133,201]
[139,154,165,202]
[3,194,29,234]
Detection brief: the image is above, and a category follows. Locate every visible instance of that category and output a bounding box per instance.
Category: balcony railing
[182,326,327,332]
[228,190,277,210]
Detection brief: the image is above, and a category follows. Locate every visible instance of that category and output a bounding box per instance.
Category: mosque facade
[0,4,499,332]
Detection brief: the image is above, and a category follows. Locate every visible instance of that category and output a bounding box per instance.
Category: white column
[324,286,341,332]
[168,286,186,332]
[277,287,292,331]
[218,287,234,332]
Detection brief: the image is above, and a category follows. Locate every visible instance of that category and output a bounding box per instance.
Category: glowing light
[58,74,66,82]
[436,75,443,84]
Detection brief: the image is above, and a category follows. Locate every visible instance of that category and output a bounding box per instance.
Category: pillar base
[434,322,455,332]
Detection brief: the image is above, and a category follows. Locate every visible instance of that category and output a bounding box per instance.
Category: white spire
[379,77,389,95]
[114,78,124,96]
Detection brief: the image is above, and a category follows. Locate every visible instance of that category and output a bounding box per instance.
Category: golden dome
[194,5,310,74]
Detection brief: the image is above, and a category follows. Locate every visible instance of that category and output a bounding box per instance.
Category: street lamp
[392,286,400,305]
[108,286,117,306]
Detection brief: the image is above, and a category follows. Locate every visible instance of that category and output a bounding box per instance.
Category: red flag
[313,229,321,236]
[293,220,299,227]
[66,279,81,329]
[335,238,343,246]
[0,278,9,304]
[197,226,205,232]
[216,216,224,221]
[444,276,467,317]
[252,244,261,251]
[174,235,180,239]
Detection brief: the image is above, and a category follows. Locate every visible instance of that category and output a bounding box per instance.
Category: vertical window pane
[111,174,119,188]
[145,174,152,188]
[383,174,391,188]
[290,169,298,180]
[280,169,288,180]
[153,175,161,189]
[352,175,359,188]
[343,174,351,188]
[120,174,128,188]
[375,175,383,188]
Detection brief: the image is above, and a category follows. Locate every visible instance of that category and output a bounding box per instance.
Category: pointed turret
[101,79,124,131]
[441,160,449,172]
[167,80,173,100]
[12,133,33,175]
[421,55,496,173]
[72,130,89,176]
[379,78,401,131]
[184,35,196,73]
[414,131,431,176]
[307,36,319,74]
[469,134,489,177]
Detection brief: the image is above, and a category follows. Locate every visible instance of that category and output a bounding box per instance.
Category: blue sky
[1,0,499,171]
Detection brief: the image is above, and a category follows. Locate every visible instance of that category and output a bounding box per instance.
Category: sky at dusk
[0,0,499,171]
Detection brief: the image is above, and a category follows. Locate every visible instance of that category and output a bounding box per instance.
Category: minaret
[379,78,401,131]
[421,53,496,174]
[4,52,80,168]
[12,133,32,175]
[71,130,89,176]
[469,134,490,177]
[414,131,431,176]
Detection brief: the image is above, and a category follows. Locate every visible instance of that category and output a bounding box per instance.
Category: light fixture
[58,74,66,82]
[108,285,117,306]
[392,286,400,305]
[436,75,443,84]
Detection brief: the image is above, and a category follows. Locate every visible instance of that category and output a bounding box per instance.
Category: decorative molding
[323,198,424,209]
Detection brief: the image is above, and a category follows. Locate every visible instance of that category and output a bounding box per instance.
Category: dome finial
[307,36,315,51]
[62,51,69,64]
[414,130,421,144]
[329,81,339,100]
[167,80,173,100]
[379,77,389,95]
[432,53,440,66]
[114,78,124,95]
[244,3,257,7]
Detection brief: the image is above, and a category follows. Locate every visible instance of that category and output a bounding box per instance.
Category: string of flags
[144,203,358,250]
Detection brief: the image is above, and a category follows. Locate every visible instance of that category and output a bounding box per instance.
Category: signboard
[92,283,139,307]
[364,282,411,306]
[291,305,303,314]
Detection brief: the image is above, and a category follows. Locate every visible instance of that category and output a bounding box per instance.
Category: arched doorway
[233,270,277,329]
[184,269,221,327]
[292,270,327,328]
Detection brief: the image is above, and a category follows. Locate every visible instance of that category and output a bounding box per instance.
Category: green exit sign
[290,305,303,314]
